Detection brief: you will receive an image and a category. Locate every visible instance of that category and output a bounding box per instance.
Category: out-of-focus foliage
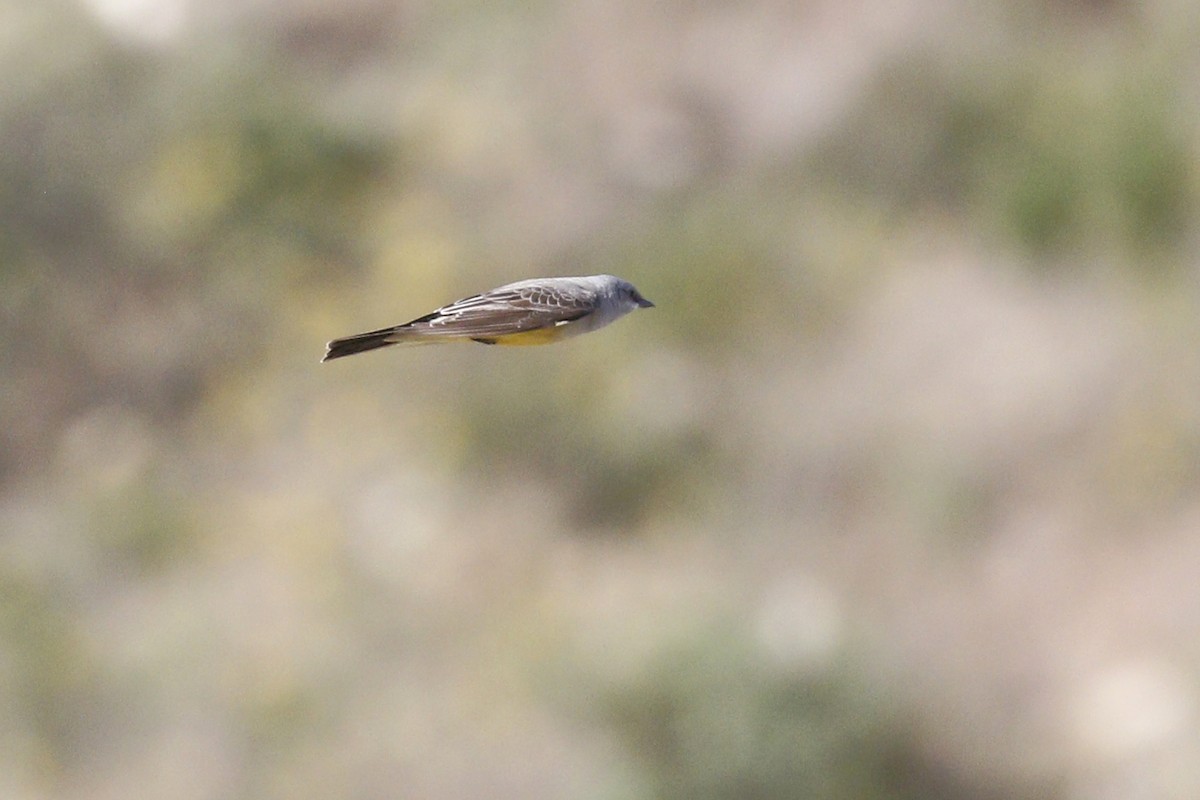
[4,0,1200,798]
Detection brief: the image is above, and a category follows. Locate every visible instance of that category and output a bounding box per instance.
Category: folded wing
[398,284,596,339]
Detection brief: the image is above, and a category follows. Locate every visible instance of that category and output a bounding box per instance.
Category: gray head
[601,275,655,312]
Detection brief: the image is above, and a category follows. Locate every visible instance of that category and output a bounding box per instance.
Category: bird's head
[611,277,655,312]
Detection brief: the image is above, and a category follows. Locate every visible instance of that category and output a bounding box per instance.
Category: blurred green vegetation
[812,49,1197,267]
[3,1,1200,799]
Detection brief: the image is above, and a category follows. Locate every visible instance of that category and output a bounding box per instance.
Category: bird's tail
[322,326,407,362]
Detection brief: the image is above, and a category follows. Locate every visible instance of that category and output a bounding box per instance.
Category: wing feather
[391,282,597,340]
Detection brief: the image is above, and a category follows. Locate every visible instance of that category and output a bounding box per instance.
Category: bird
[322,274,654,362]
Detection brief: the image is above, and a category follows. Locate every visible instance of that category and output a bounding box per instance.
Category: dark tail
[322,326,403,362]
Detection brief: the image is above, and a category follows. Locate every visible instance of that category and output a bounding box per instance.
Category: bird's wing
[394,282,597,339]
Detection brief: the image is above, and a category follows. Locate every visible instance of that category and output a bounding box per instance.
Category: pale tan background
[4,1,1200,798]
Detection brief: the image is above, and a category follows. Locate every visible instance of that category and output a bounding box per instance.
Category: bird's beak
[637,297,655,308]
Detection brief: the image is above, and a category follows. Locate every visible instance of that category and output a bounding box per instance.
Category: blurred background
[4,0,1200,797]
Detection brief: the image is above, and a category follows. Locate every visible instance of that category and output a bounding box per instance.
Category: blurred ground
[4,0,1200,798]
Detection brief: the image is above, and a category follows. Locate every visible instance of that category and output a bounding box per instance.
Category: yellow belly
[479,326,571,346]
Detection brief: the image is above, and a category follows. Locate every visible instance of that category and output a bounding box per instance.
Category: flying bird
[322,274,654,362]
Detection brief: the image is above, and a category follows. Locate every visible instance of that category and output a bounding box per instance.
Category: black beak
[637,297,655,308]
